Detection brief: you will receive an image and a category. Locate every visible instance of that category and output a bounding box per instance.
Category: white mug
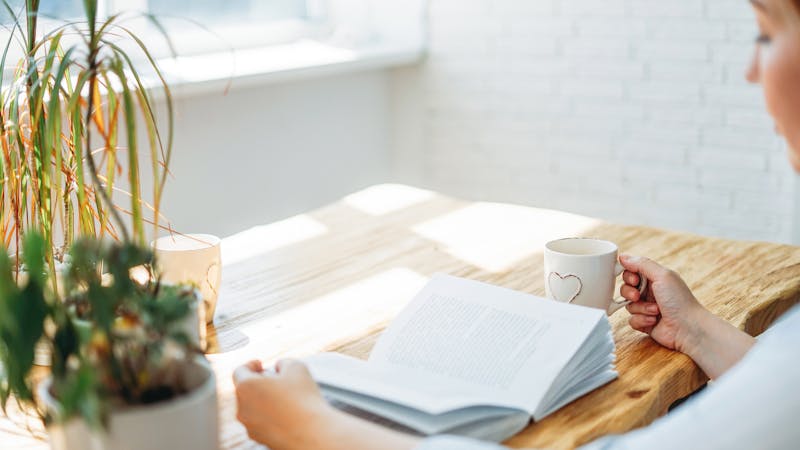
[152,234,221,325]
[544,238,646,315]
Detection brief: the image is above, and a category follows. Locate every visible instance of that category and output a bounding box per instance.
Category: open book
[305,274,617,442]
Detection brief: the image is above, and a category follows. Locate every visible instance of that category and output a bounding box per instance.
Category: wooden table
[4,184,800,449]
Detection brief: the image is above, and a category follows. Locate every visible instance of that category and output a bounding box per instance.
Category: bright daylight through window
[1,0,318,55]
[0,0,83,22]
[1,0,309,23]
[148,0,309,25]
[0,1,423,96]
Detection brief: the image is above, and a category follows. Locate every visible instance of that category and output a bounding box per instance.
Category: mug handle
[608,263,648,315]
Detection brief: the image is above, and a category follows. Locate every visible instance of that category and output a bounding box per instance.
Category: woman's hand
[233,359,420,450]
[618,255,756,379]
[233,359,335,450]
[618,254,707,354]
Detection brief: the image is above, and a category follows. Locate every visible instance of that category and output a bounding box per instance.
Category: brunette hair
[781,0,800,19]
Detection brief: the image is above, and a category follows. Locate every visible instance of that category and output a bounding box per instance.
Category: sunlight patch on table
[221,215,328,265]
[412,203,601,273]
[343,184,435,216]
[212,268,428,372]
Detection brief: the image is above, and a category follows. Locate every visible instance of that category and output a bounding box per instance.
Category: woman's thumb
[620,254,667,281]
[276,359,312,378]
[233,360,265,386]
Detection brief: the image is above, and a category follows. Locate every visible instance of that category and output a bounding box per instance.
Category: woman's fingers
[246,360,264,372]
[629,313,658,332]
[623,270,640,286]
[626,300,660,315]
[276,359,311,378]
[233,360,265,386]
[620,284,643,302]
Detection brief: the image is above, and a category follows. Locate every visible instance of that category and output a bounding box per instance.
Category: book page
[379,293,552,389]
[306,352,511,414]
[306,352,530,436]
[368,274,606,414]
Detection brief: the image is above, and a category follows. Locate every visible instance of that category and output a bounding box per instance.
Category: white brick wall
[390,0,797,243]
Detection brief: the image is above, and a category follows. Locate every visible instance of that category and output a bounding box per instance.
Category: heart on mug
[548,272,583,303]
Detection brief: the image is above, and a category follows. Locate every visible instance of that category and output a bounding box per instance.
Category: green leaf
[109,58,143,243]
[25,0,40,55]
[51,363,104,429]
[0,247,17,412]
[22,231,45,284]
[51,318,78,379]
[0,233,49,406]
[82,0,96,37]
[106,31,174,229]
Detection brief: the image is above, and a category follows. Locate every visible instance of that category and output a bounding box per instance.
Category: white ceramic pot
[38,359,219,450]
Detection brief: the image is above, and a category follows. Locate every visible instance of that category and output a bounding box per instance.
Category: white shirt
[416,305,800,450]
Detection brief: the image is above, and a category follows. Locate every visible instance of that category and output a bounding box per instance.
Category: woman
[233,0,800,448]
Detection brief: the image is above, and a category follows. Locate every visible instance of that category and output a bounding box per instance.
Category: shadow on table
[205,323,249,354]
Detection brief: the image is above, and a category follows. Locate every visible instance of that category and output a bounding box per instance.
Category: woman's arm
[619,255,755,379]
[678,307,757,379]
[234,359,422,450]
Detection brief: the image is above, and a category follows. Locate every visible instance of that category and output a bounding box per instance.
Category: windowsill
[153,38,425,98]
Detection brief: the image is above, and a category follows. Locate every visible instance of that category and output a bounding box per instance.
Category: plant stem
[84,60,130,243]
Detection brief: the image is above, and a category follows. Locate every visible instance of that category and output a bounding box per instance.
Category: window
[147,0,310,25]
[135,0,324,56]
[0,0,84,23]
[0,1,423,90]
[1,1,326,57]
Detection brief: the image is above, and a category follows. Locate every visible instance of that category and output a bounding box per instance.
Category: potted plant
[0,0,174,289]
[0,0,176,365]
[0,233,218,450]
[0,1,217,449]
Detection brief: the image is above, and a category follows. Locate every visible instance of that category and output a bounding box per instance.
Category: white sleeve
[415,435,506,450]
[579,305,800,450]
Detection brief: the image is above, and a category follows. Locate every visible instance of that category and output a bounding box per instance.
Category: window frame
[0,1,427,96]
[106,0,328,58]
[0,0,327,60]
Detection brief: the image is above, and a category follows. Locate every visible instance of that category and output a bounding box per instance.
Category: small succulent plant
[0,233,198,429]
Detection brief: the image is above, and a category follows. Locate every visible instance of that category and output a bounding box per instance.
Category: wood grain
[3,185,800,450]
